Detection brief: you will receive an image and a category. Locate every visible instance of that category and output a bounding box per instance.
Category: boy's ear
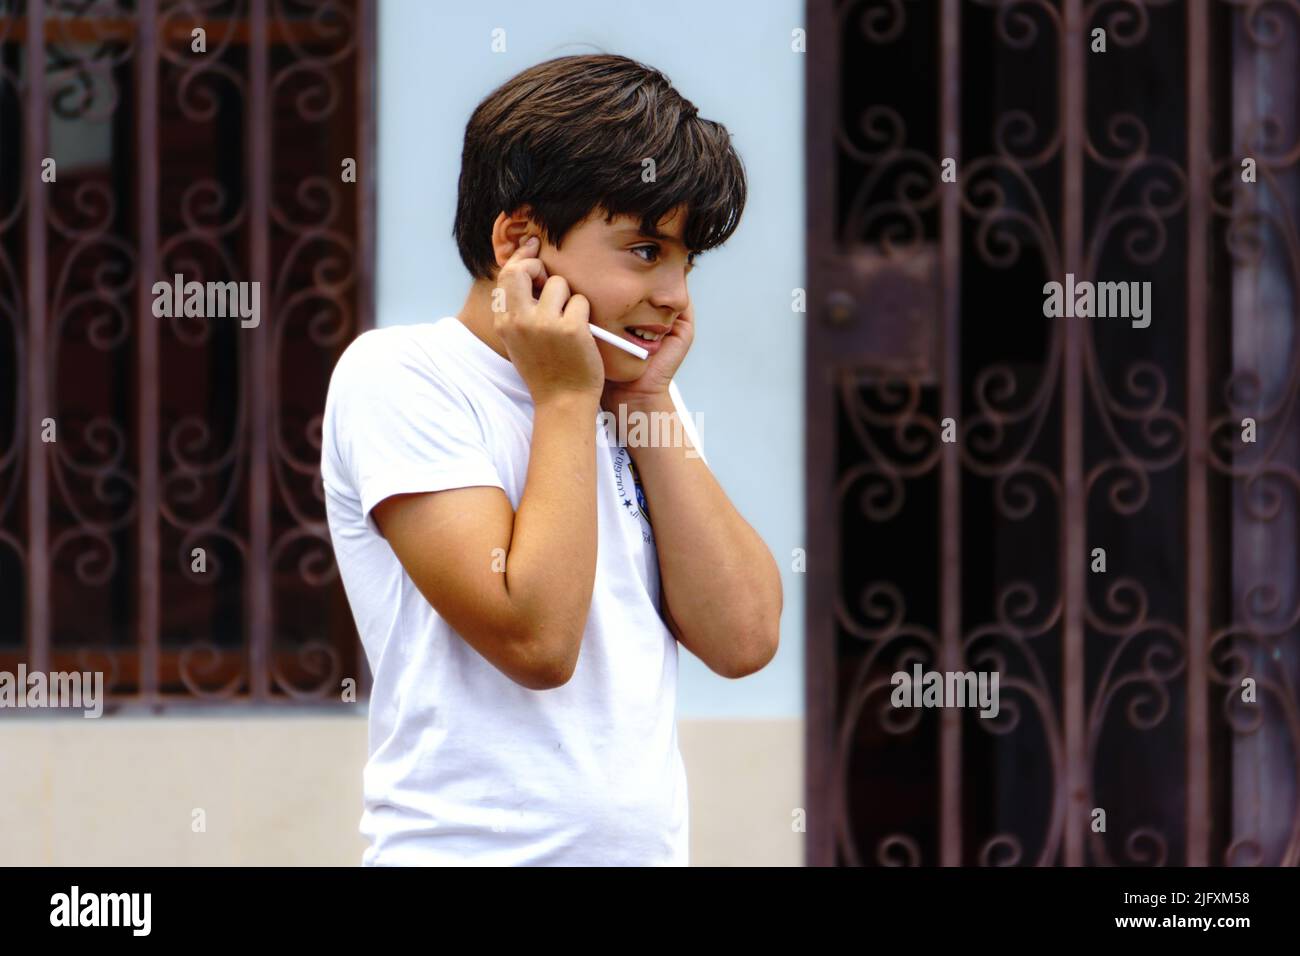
[491,207,541,268]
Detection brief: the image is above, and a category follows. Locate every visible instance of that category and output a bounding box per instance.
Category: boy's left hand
[601,301,694,411]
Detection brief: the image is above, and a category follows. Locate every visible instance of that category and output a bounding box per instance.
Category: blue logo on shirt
[629,458,650,519]
[611,445,653,543]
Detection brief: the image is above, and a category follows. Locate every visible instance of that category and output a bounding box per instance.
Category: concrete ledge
[0,715,802,866]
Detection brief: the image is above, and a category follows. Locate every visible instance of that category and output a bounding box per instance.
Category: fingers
[496,237,580,327]
[513,257,549,296]
[508,234,539,264]
[536,274,571,319]
[531,256,550,291]
[562,292,590,324]
[513,237,550,290]
[498,249,548,314]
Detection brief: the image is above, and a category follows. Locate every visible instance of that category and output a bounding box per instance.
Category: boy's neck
[456,278,512,362]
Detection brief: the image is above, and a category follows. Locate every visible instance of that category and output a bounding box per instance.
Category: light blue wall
[377,0,804,719]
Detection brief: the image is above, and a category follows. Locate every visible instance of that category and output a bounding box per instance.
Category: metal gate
[0,1,374,708]
[806,0,1300,866]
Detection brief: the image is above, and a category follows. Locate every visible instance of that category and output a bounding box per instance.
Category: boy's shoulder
[331,320,465,391]
[322,319,483,480]
[337,321,438,367]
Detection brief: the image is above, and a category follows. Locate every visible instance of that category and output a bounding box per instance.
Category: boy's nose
[650,274,690,314]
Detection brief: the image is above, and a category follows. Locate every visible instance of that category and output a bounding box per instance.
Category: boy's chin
[596,346,648,384]
[602,368,643,386]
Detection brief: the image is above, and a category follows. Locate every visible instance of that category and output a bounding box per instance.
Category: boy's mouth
[623,324,669,354]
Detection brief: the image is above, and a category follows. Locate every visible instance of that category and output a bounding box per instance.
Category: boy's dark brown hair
[454,53,747,280]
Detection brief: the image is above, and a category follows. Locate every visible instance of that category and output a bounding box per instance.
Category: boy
[322,54,782,866]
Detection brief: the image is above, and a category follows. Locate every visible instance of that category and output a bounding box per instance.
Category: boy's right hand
[494,236,605,405]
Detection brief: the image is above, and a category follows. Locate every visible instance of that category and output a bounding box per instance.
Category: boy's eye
[631,244,698,270]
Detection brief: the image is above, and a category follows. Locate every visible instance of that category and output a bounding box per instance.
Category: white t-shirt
[321,316,706,866]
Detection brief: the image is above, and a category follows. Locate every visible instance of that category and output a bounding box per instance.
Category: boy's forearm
[620,395,782,676]
[505,393,601,677]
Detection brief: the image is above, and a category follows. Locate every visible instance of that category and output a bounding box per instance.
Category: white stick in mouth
[589,323,648,360]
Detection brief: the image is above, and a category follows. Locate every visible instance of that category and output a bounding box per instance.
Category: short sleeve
[327,331,506,533]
